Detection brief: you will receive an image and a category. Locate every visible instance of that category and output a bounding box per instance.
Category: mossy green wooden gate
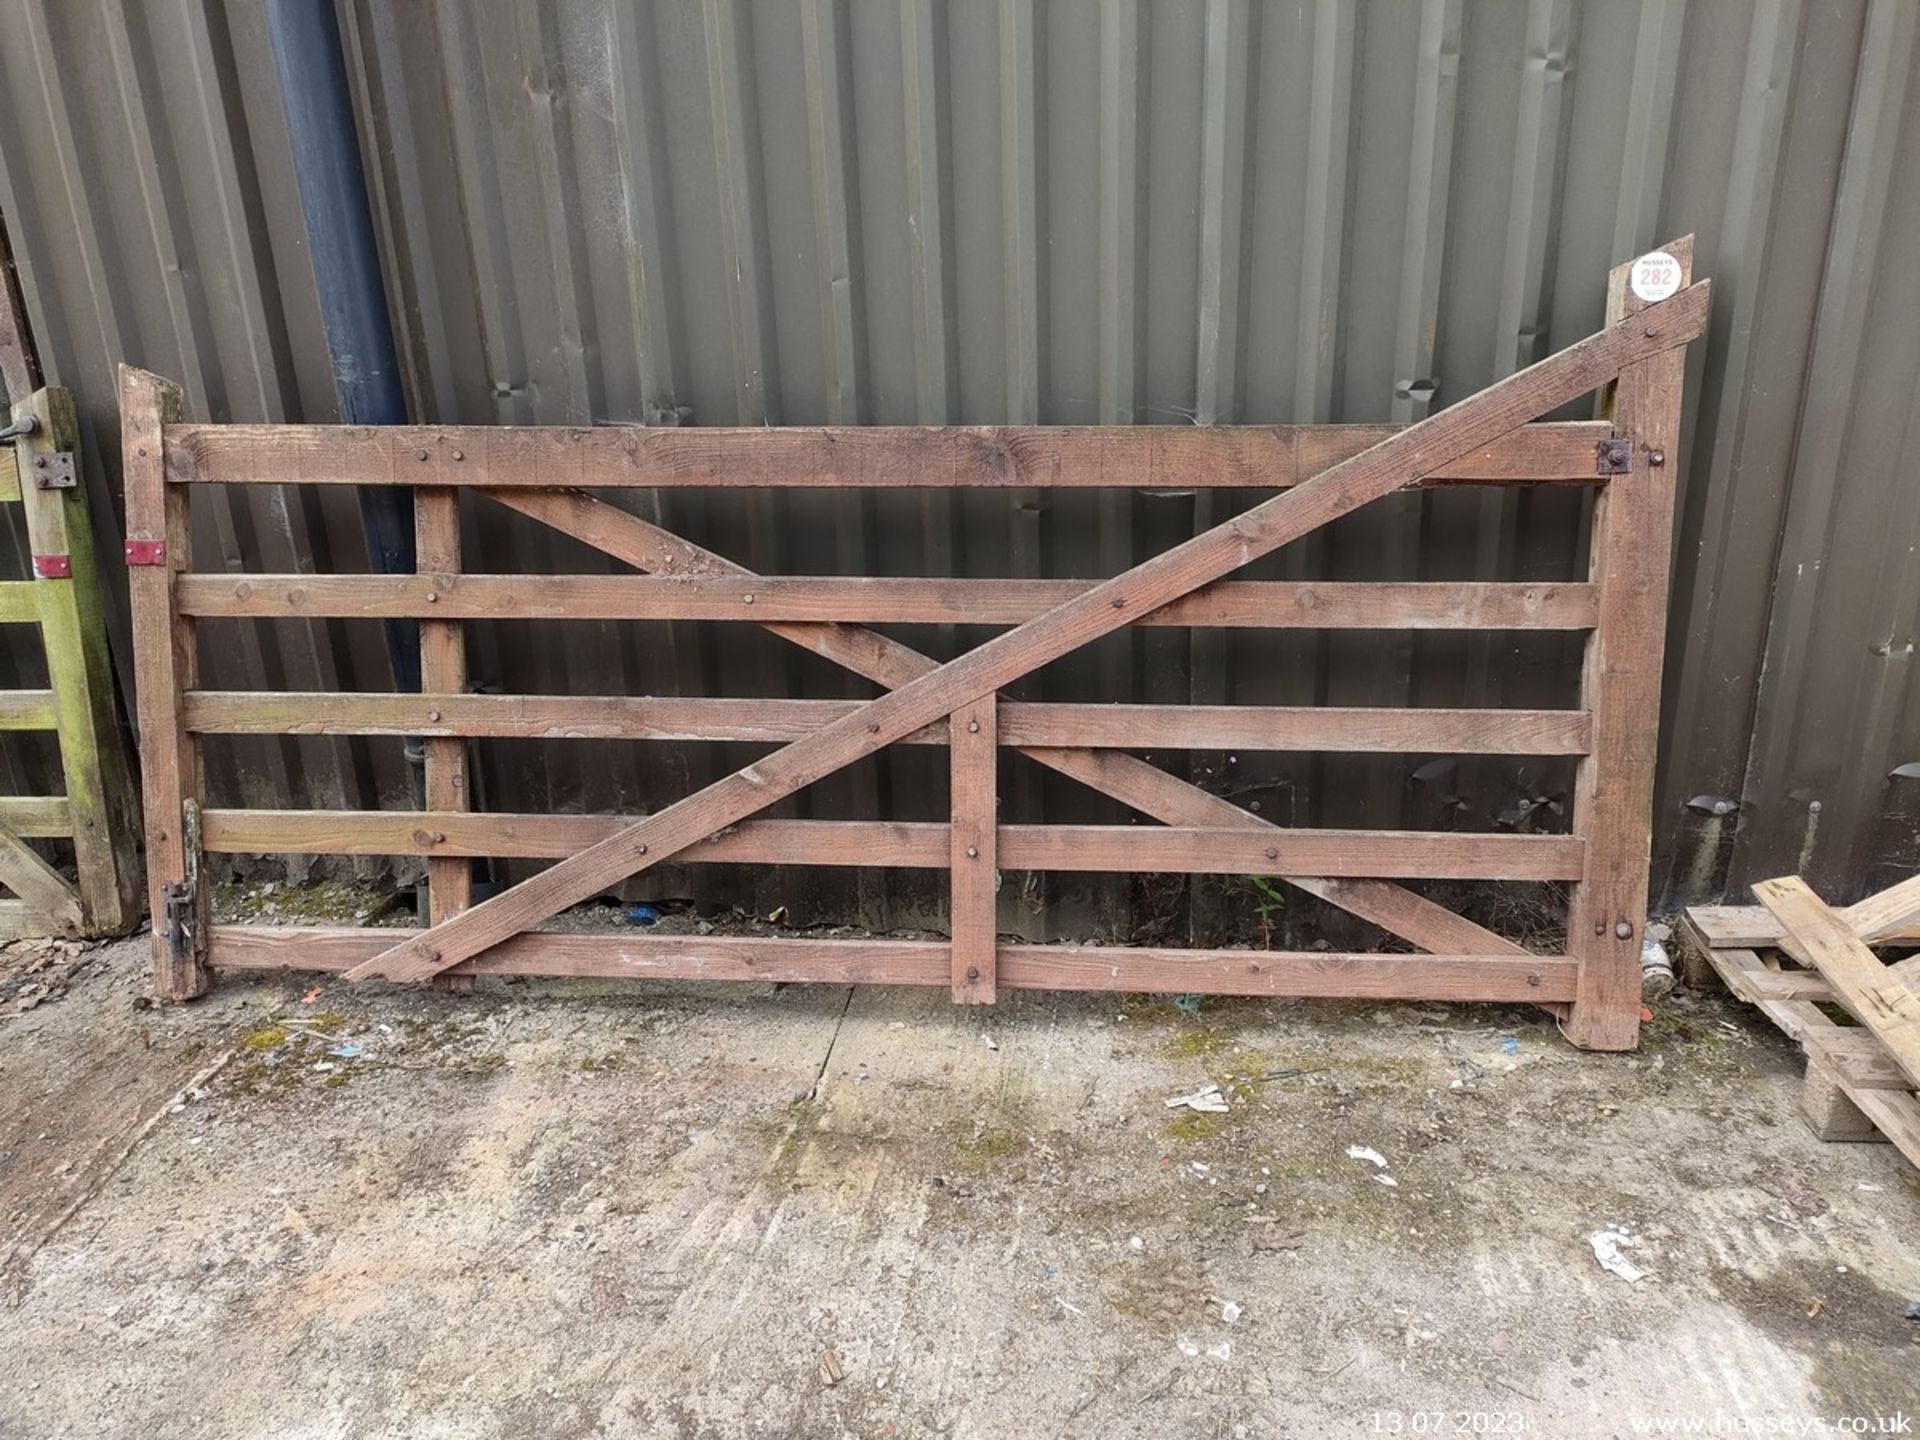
[0,386,141,939]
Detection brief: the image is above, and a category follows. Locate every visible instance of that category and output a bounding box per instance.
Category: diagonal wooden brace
[346,282,1709,983]
[482,488,1525,962]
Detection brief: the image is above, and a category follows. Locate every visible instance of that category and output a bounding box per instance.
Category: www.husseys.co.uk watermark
[1626,1413,1912,1436]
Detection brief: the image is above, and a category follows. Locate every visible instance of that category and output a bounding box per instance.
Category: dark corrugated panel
[1,0,1916,915]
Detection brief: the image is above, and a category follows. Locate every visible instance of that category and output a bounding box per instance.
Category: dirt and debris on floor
[1,928,1917,1438]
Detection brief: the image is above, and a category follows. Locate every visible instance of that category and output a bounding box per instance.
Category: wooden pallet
[1680,880,1920,1167]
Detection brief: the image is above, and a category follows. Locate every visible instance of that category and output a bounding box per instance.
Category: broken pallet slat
[1753,875,1920,1092]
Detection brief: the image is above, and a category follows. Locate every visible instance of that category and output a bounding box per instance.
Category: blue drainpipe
[264,0,422,700]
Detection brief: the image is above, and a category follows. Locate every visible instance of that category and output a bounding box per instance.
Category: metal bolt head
[637,844,648,855]
[967,719,979,733]
[966,845,979,858]
[1111,596,1125,609]
[424,590,439,603]
[451,449,464,462]
[427,709,442,723]
[742,593,754,604]
[1527,972,1542,988]
[416,449,430,462]
[1265,847,1278,861]
[867,721,880,733]
[966,966,980,981]
[1614,921,1633,940]
[1648,447,1666,466]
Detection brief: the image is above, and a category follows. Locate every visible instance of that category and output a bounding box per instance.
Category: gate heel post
[1562,236,1693,1050]
[122,367,208,1002]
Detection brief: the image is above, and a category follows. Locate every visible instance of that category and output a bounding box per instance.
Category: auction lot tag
[1630,251,1682,303]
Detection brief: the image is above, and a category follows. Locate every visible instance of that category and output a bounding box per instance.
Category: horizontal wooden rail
[199,811,1584,880]
[177,575,1598,631]
[0,581,40,623]
[0,690,58,729]
[184,692,1591,755]
[206,925,1576,1002]
[0,795,74,837]
[167,420,1615,490]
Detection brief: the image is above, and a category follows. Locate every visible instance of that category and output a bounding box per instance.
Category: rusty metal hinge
[32,553,71,579]
[124,538,167,566]
[1596,437,1634,476]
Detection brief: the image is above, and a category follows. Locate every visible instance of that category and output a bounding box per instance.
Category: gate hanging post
[1562,236,1694,1050]
[122,367,206,1001]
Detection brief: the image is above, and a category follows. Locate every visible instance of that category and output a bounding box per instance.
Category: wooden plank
[197,809,1583,879]
[1685,899,1920,950]
[415,488,473,995]
[0,209,39,402]
[0,796,73,837]
[483,490,1548,964]
[0,581,38,621]
[0,899,45,943]
[0,450,20,505]
[950,698,997,1002]
[209,924,1577,1002]
[176,574,1599,632]
[1835,873,1920,944]
[122,367,205,1000]
[182,691,1593,755]
[167,419,1616,489]
[1564,238,1695,1051]
[0,829,81,932]
[15,387,142,934]
[351,280,1708,984]
[1754,875,1920,1091]
[1801,1028,1912,1091]
[0,690,58,729]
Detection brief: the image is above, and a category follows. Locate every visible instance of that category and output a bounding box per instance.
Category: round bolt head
[1614,921,1633,940]
[427,709,442,722]
[966,845,979,858]
[1265,847,1278,860]
[867,721,880,733]
[416,449,430,462]
[966,966,980,981]
[424,591,439,603]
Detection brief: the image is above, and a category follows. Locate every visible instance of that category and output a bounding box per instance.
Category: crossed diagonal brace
[344,279,1710,984]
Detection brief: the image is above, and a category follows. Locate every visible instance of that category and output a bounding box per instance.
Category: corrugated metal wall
[2,0,1918,925]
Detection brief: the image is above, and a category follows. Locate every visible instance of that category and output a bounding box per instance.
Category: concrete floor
[1,933,1916,1438]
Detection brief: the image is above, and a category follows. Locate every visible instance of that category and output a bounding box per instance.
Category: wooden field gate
[126,241,1707,1050]
[0,385,141,940]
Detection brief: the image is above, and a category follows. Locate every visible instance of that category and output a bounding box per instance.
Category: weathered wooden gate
[0,386,141,939]
[127,241,1705,1049]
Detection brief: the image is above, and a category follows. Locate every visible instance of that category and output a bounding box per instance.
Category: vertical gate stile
[950,694,998,1003]
[418,478,474,992]
[1563,237,1693,1050]
[121,367,206,1000]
